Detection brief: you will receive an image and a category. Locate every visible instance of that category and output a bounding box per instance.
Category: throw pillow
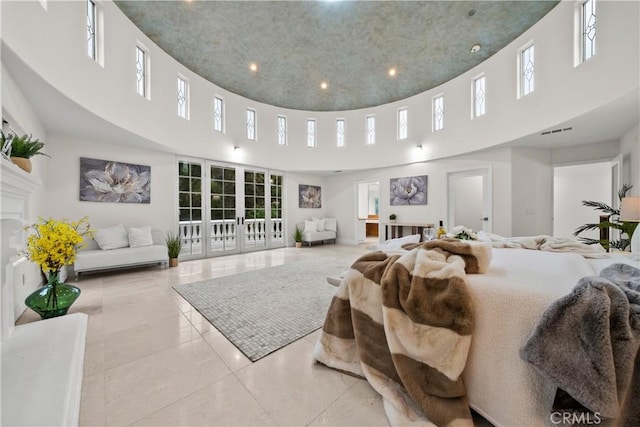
[316,218,326,231]
[303,220,318,233]
[94,224,129,250]
[324,218,337,232]
[128,226,154,248]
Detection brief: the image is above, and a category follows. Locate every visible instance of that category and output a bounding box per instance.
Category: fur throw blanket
[477,231,609,258]
[313,239,492,427]
[521,263,640,426]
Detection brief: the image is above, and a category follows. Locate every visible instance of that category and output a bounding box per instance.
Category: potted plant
[166,231,182,267]
[293,226,303,248]
[1,131,50,173]
[389,213,397,223]
[22,216,93,319]
[574,183,636,251]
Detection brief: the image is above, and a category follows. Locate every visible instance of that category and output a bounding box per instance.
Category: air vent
[540,126,573,136]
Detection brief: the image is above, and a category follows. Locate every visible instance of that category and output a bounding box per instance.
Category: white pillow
[128,226,153,248]
[370,234,421,251]
[316,218,326,231]
[94,224,129,250]
[324,218,337,232]
[303,220,318,233]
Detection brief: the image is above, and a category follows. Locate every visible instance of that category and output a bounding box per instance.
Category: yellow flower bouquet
[22,217,93,319]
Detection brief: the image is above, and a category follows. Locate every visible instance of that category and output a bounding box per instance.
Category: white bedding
[463,249,638,427]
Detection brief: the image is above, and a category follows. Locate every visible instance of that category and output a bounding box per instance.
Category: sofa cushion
[303,220,318,233]
[324,218,337,232]
[94,224,129,250]
[75,245,167,273]
[128,226,153,248]
[316,218,326,231]
[302,230,336,242]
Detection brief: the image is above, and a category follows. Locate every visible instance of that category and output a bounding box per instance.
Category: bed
[314,241,639,427]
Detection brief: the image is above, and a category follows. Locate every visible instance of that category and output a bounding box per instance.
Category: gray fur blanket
[313,239,492,427]
[521,263,640,426]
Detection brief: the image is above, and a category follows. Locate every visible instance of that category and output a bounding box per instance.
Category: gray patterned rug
[173,261,348,362]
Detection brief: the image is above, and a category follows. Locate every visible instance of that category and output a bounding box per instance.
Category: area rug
[173,261,348,362]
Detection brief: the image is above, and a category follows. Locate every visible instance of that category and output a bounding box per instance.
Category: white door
[447,168,492,233]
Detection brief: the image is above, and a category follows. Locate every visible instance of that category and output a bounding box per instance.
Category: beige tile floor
[18,243,491,426]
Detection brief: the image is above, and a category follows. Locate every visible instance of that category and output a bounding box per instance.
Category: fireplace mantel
[1,157,40,221]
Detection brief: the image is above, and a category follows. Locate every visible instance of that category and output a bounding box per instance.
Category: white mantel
[1,157,40,341]
[1,158,87,427]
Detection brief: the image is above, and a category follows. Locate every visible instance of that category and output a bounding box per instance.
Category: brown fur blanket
[521,263,640,426]
[312,239,492,426]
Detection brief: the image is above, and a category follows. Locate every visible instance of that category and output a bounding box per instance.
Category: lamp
[619,197,640,255]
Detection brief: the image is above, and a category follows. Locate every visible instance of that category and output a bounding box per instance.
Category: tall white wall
[43,134,177,233]
[551,140,620,165]
[324,146,514,244]
[620,124,640,196]
[511,148,553,236]
[1,65,48,220]
[1,0,638,172]
[553,162,612,238]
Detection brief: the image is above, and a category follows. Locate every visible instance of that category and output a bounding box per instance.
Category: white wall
[551,140,620,165]
[511,147,553,236]
[324,146,514,244]
[1,65,48,221]
[2,1,638,172]
[553,162,612,239]
[42,134,177,233]
[285,172,327,244]
[620,124,640,196]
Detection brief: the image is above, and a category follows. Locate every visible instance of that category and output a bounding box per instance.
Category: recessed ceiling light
[249,63,258,72]
[388,67,397,77]
[470,44,481,53]
[320,81,328,90]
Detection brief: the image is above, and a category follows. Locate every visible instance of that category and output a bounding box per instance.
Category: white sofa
[74,226,167,279]
[298,218,337,247]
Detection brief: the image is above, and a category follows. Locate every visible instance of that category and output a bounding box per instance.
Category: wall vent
[541,126,573,136]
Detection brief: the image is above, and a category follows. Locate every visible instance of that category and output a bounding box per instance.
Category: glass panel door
[178,161,203,257]
[270,173,284,246]
[179,160,285,258]
[241,169,286,252]
[243,169,267,251]
[209,164,239,255]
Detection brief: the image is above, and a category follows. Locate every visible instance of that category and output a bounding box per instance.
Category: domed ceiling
[115,1,558,111]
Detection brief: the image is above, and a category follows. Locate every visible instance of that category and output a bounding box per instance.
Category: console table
[383,222,434,240]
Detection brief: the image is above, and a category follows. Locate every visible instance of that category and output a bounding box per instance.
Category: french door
[178,159,285,259]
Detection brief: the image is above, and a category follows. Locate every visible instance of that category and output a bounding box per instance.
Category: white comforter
[464,248,638,427]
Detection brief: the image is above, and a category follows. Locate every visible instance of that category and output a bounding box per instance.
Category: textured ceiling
[115,1,558,111]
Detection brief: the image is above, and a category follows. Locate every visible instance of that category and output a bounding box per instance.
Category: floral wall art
[79,157,151,203]
[299,184,321,208]
[390,175,427,206]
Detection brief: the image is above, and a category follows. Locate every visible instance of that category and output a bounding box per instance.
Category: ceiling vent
[540,126,573,136]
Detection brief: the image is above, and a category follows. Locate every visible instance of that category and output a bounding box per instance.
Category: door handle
[241,217,245,225]
[481,217,489,221]
[237,217,240,225]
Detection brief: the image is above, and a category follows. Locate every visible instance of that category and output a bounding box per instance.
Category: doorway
[447,167,492,233]
[356,181,380,244]
[553,159,618,239]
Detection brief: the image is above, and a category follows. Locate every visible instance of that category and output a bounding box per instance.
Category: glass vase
[24,271,81,319]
